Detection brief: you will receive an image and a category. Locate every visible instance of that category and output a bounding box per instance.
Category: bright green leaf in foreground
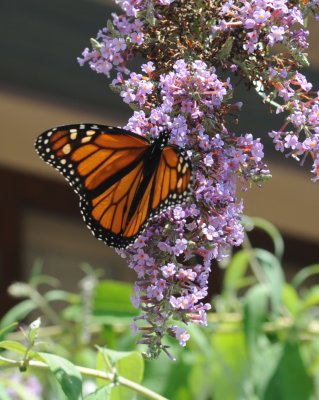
[210,331,249,400]
[96,348,144,400]
[243,284,269,354]
[264,342,313,400]
[39,352,83,400]
[84,385,111,399]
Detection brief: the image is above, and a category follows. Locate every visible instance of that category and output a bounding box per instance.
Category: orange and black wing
[35,124,192,248]
[35,123,151,248]
[117,144,193,241]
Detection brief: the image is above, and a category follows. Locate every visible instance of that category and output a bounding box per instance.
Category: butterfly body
[35,124,192,249]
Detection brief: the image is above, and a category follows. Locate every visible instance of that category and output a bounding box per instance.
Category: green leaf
[264,342,313,400]
[39,352,82,400]
[0,340,28,356]
[219,36,234,60]
[255,249,284,315]
[27,318,41,344]
[210,331,249,400]
[93,280,138,318]
[44,289,77,303]
[0,323,18,339]
[223,250,250,293]
[282,283,300,316]
[300,285,319,311]
[244,284,270,353]
[142,351,182,398]
[189,356,211,400]
[90,38,103,51]
[245,217,284,260]
[187,324,212,357]
[0,300,37,330]
[84,385,111,399]
[96,348,144,400]
[252,341,283,398]
[291,264,319,288]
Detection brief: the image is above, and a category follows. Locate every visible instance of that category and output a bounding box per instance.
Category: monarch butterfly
[35,124,193,249]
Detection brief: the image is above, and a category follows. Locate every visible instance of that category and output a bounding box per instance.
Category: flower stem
[0,356,168,400]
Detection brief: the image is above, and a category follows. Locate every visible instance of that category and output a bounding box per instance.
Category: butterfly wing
[35,124,192,249]
[120,144,193,240]
[35,124,151,247]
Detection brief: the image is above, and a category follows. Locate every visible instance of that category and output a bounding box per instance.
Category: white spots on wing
[70,131,78,140]
[81,136,92,144]
[62,144,71,155]
[182,164,187,174]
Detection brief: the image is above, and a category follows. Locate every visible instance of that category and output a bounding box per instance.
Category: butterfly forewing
[35,124,192,249]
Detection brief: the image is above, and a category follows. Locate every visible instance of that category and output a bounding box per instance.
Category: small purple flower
[177,268,197,281]
[120,88,136,103]
[268,26,285,46]
[290,111,306,127]
[284,134,299,150]
[173,206,186,220]
[253,9,271,24]
[131,31,144,45]
[173,238,188,255]
[244,18,256,29]
[141,61,155,74]
[202,224,218,241]
[203,153,214,167]
[173,326,190,346]
[161,263,176,278]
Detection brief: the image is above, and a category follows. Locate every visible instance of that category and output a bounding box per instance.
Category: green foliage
[0,217,318,399]
[96,348,144,400]
[38,353,83,400]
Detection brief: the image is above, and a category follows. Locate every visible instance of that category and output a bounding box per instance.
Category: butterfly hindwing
[35,124,192,248]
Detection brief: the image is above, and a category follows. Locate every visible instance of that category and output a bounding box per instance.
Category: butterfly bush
[79,0,319,358]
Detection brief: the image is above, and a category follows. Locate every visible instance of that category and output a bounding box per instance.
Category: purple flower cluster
[111,59,268,354]
[78,15,144,77]
[266,69,319,180]
[214,0,319,179]
[79,0,318,356]
[77,0,177,78]
[115,0,175,17]
[112,59,231,137]
[217,0,306,53]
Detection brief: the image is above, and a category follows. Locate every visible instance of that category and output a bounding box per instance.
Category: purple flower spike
[78,0,318,358]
